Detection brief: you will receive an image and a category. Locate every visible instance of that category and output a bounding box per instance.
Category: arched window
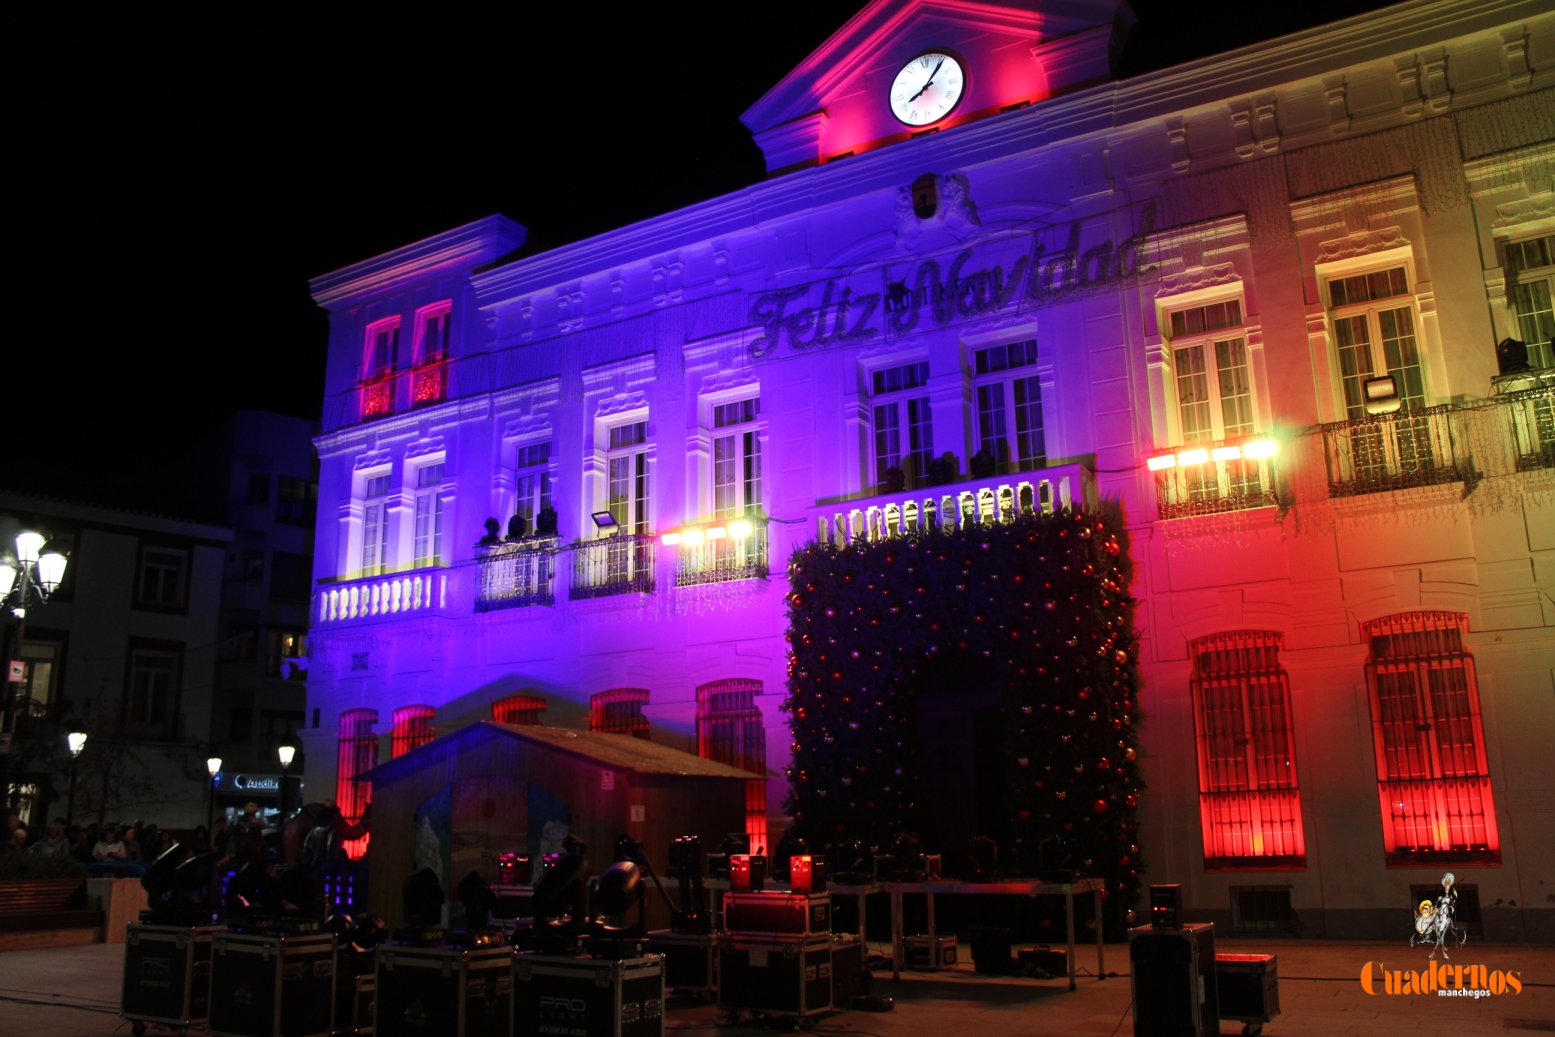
[1190,631,1305,868]
[696,679,767,854]
[492,694,547,726]
[1363,612,1499,865]
[590,688,650,739]
[336,708,378,860]
[391,704,435,758]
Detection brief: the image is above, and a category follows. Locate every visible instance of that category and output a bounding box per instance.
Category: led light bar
[1176,448,1209,466]
[1146,453,1177,471]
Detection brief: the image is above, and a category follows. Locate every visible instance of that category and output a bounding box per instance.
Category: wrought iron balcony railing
[1151,438,1280,520]
[355,359,451,423]
[570,533,657,600]
[475,537,559,611]
[1489,376,1555,472]
[673,521,770,587]
[1319,404,1463,498]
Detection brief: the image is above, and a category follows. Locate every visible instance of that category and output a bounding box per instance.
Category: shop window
[1364,612,1500,865]
[1190,631,1306,868]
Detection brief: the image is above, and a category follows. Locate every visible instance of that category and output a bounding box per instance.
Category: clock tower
[741,0,1135,174]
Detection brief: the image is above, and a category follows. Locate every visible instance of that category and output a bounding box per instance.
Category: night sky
[13,2,1389,506]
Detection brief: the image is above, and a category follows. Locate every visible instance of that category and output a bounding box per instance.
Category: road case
[717,934,831,1020]
[1129,924,1218,1037]
[646,930,716,997]
[513,952,665,1037]
[121,923,223,1034]
[208,931,336,1037]
[904,934,957,970]
[376,943,513,1037]
[723,892,830,935]
[1215,953,1279,1035]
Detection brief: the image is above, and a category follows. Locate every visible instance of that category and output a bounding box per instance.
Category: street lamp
[277,743,296,817]
[65,731,87,827]
[206,755,222,835]
[1,529,69,806]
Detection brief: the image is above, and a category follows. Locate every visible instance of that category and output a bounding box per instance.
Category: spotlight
[591,511,618,531]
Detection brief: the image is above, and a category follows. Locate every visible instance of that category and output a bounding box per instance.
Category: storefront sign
[228,773,281,792]
[748,204,1156,358]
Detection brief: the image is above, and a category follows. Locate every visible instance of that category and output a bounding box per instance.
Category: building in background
[0,492,230,828]
[177,412,319,821]
[301,0,1554,938]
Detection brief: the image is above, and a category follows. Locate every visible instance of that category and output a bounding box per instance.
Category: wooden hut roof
[360,720,758,785]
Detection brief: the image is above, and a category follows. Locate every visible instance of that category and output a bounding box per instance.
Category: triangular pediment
[742,0,1133,173]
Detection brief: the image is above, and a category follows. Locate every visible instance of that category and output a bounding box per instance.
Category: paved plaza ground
[1,935,1549,1037]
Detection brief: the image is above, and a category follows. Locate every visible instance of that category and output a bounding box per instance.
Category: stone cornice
[310,215,526,310]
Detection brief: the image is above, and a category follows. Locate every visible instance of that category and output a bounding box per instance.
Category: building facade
[302,0,1555,939]
[1,492,231,829]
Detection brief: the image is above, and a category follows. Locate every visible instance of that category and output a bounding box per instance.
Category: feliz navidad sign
[748,204,1158,358]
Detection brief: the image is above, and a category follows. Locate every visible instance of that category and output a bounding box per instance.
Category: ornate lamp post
[66,731,87,827]
[206,755,222,835]
[0,529,69,807]
[277,743,296,818]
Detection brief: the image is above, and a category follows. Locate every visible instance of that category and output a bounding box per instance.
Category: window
[713,399,762,518]
[872,362,932,489]
[1190,631,1305,868]
[492,694,547,726]
[412,463,446,568]
[973,340,1045,472]
[417,305,452,364]
[1505,233,1555,368]
[1329,267,1425,417]
[606,421,652,532]
[513,442,553,535]
[276,476,315,525]
[136,546,187,609]
[336,709,377,860]
[1154,297,1275,516]
[697,679,768,854]
[18,636,63,720]
[391,705,435,758]
[413,305,452,405]
[266,630,307,680]
[126,642,181,737]
[362,319,401,419]
[1364,612,1499,865]
[365,319,401,379]
[361,473,392,577]
[590,688,650,739]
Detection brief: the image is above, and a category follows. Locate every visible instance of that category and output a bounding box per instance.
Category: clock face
[889,52,966,127]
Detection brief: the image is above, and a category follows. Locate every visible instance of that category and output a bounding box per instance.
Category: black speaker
[1129,923,1217,1037]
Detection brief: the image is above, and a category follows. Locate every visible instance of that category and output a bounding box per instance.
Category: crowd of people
[1,802,283,876]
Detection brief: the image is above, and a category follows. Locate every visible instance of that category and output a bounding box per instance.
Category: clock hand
[908,58,946,103]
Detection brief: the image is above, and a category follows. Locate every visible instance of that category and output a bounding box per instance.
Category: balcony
[475,538,559,611]
[810,462,1096,547]
[570,533,656,600]
[672,520,770,587]
[355,360,450,423]
[1490,371,1555,472]
[316,568,452,624]
[1148,437,1280,520]
[1319,405,1463,498]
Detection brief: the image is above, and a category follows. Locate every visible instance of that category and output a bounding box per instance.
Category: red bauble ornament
[1093,799,1109,814]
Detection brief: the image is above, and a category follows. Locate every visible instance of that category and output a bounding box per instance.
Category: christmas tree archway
[783,506,1143,933]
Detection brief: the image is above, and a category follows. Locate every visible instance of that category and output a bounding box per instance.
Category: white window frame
[869,360,932,490]
[1163,296,1257,445]
[1322,261,1428,419]
[971,338,1047,473]
[359,470,393,577]
[364,317,402,379]
[711,395,763,520]
[603,416,653,535]
[411,460,447,568]
[136,545,188,609]
[511,439,554,534]
[1503,231,1555,369]
[414,302,453,366]
[127,643,180,735]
